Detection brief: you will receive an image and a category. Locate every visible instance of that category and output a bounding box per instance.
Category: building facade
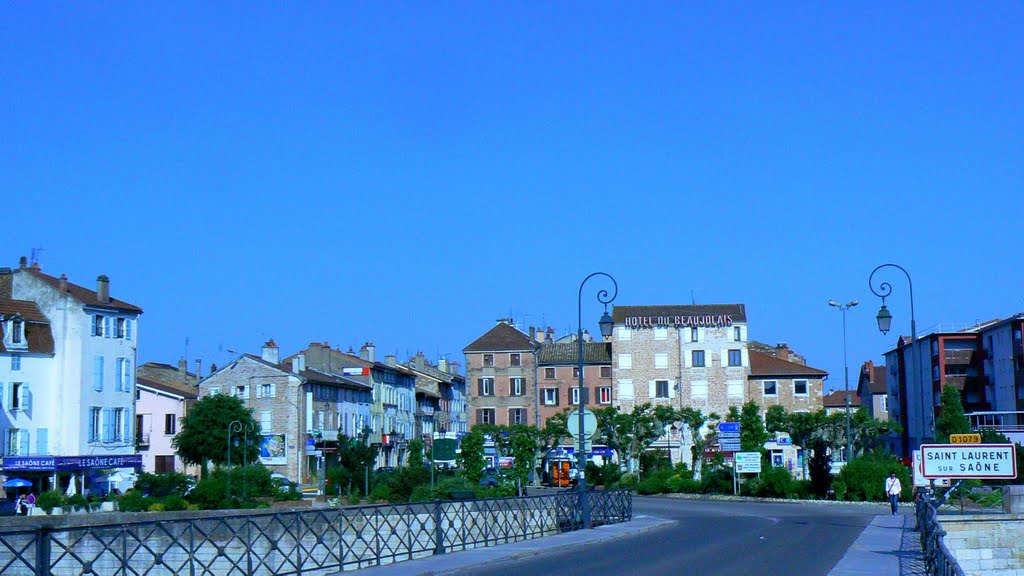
[463,320,539,428]
[535,338,613,425]
[135,361,198,475]
[747,350,827,414]
[1,260,142,495]
[856,361,888,421]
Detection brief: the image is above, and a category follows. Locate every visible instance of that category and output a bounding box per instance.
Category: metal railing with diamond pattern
[0,490,631,575]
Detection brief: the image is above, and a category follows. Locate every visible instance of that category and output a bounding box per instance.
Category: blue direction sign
[718,422,740,434]
[720,442,741,452]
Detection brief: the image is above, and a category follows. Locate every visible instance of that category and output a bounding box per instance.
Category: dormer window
[11,319,23,344]
[93,315,105,337]
[3,316,27,350]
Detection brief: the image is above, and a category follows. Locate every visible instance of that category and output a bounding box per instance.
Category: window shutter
[554,389,560,406]
[0,383,4,410]
[36,428,47,454]
[269,383,276,398]
[522,408,528,425]
[20,430,29,456]
[126,319,133,340]
[684,352,692,368]
[697,328,704,342]
[721,350,728,366]
[256,384,262,398]
[478,379,484,396]
[124,412,132,442]
[21,384,30,412]
[741,349,749,367]
[476,409,484,424]
[105,317,113,338]
[740,326,747,342]
[668,379,675,399]
[648,380,656,398]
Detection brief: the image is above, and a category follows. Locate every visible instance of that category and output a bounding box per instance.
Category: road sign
[920,444,1017,479]
[718,422,740,434]
[735,452,762,474]
[912,450,950,488]
[567,409,598,440]
[719,441,741,452]
[949,434,982,444]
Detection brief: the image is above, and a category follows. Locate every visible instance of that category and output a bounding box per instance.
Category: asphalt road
[466,496,878,576]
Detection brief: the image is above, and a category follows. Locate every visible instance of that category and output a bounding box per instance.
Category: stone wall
[941,513,1024,576]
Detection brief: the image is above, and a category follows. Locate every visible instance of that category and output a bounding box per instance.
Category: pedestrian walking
[15,495,26,516]
[885,472,902,515]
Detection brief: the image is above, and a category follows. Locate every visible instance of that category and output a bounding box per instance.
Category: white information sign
[912,450,950,488]
[735,452,762,474]
[920,444,1018,479]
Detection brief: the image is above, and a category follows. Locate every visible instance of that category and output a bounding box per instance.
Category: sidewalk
[828,512,926,575]
[337,515,675,576]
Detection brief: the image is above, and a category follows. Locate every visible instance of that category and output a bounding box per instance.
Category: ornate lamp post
[227,420,255,502]
[576,272,617,529]
[869,264,926,449]
[828,300,858,462]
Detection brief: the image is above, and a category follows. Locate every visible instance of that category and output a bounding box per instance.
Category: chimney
[360,342,376,363]
[262,339,279,364]
[0,267,11,300]
[195,359,202,380]
[535,330,545,344]
[450,361,460,375]
[59,273,67,293]
[529,326,536,340]
[97,275,110,303]
[19,256,27,269]
[438,358,448,373]
[291,353,306,374]
[178,358,187,373]
[210,363,218,375]
[583,330,593,343]
[385,354,396,366]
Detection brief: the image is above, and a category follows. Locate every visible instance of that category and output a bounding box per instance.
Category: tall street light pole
[577,272,617,529]
[869,264,924,453]
[828,300,858,462]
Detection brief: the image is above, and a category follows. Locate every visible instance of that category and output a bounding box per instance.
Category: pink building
[135,361,199,475]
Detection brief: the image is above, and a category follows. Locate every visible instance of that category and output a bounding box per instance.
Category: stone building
[463,319,538,427]
[535,337,613,425]
[856,360,889,421]
[747,349,827,413]
[403,353,468,439]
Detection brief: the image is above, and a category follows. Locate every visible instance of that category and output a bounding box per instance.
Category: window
[764,380,778,396]
[483,354,494,367]
[234,385,249,399]
[510,353,521,367]
[734,326,742,341]
[692,350,705,368]
[164,414,177,435]
[5,429,19,456]
[116,318,126,338]
[544,367,555,379]
[880,395,888,412]
[154,455,175,474]
[617,327,631,341]
[209,387,220,396]
[478,378,494,396]
[727,380,744,400]
[654,353,668,369]
[543,388,559,406]
[692,381,708,400]
[600,366,611,378]
[93,315,105,336]
[11,354,20,371]
[654,327,668,341]
[691,327,698,342]
[114,408,125,441]
[509,408,525,425]
[794,379,808,395]
[93,356,104,391]
[655,380,669,399]
[618,353,632,370]
[11,319,23,344]
[598,386,612,404]
[115,358,126,391]
[571,387,588,405]
[478,408,495,425]
[728,350,742,367]
[89,407,101,441]
[573,366,580,378]
[10,382,25,411]
[509,378,524,396]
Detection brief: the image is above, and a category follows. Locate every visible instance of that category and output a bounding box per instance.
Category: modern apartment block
[463,319,539,427]
[0,259,142,495]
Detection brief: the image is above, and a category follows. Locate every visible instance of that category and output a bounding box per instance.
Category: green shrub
[838,452,910,502]
[187,475,228,510]
[701,468,734,495]
[756,466,796,498]
[66,493,89,511]
[36,491,65,515]
[832,478,847,501]
[274,486,303,502]
[148,502,165,512]
[616,473,638,490]
[637,468,673,494]
[666,474,702,493]
[792,480,813,500]
[640,450,671,476]
[118,490,154,512]
[134,472,193,498]
[162,495,188,512]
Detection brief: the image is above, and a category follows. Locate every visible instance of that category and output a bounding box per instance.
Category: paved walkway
[828,512,925,575]
[338,515,675,576]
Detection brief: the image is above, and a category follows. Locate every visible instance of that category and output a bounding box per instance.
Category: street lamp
[227,420,255,502]
[828,300,858,462]
[869,264,926,451]
[576,272,618,524]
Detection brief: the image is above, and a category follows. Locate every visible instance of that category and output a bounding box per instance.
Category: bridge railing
[915,493,966,576]
[0,489,632,575]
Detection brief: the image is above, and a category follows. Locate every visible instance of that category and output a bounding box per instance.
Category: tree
[330,431,378,496]
[726,406,741,422]
[849,407,899,456]
[936,385,972,442]
[594,404,665,477]
[739,401,770,453]
[808,439,833,498]
[678,408,719,481]
[173,394,261,476]
[765,405,788,434]
[457,431,486,482]
[406,439,425,468]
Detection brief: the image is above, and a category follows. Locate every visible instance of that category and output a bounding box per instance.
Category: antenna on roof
[691,289,696,305]
[30,248,44,267]
[184,337,190,366]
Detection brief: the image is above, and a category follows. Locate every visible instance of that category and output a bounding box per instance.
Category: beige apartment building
[463,320,538,427]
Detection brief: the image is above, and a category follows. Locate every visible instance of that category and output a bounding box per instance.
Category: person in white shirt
[885,472,902,515]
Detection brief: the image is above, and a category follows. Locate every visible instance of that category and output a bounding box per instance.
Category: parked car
[479,468,501,487]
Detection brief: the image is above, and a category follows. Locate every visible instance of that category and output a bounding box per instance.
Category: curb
[655,492,896,508]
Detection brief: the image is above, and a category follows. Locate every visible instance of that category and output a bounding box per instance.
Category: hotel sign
[624,315,734,328]
[920,444,1017,479]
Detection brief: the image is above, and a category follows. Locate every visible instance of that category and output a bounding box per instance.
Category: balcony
[416,406,435,417]
[136,432,151,449]
[944,349,974,365]
[968,410,1024,433]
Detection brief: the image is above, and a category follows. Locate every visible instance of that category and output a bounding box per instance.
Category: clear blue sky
[4,3,1022,390]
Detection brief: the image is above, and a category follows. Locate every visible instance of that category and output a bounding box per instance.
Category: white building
[0,259,142,495]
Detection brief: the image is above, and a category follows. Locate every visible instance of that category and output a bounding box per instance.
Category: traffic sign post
[735,452,762,474]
